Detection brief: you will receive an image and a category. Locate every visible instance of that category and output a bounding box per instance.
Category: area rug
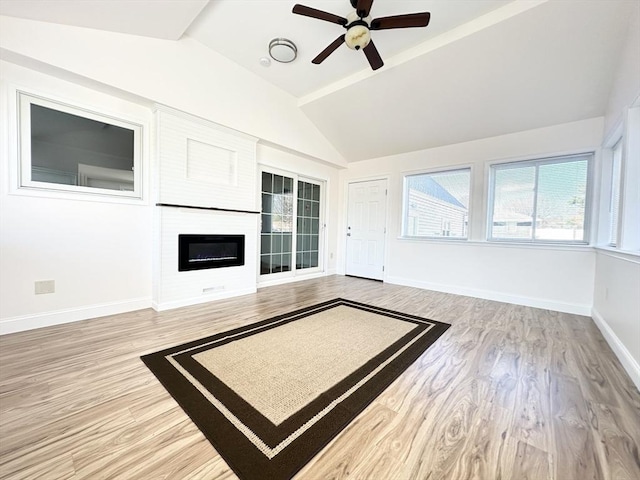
[141,298,450,480]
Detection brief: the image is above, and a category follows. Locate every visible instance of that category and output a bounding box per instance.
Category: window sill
[594,246,640,264]
[10,185,148,206]
[399,236,468,242]
[397,236,594,253]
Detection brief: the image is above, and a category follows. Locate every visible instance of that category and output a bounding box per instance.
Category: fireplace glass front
[178,234,245,271]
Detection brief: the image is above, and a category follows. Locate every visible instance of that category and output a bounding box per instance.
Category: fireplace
[178,234,245,271]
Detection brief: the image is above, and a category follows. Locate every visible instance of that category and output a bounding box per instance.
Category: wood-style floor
[1,275,639,479]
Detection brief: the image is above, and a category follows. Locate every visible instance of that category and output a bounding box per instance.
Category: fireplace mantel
[156,203,259,215]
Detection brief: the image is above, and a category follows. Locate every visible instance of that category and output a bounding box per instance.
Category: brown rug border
[141,298,450,480]
[173,307,429,446]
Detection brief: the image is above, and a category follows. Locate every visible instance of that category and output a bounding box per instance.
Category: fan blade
[292,4,347,26]
[370,12,430,30]
[356,0,374,18]
[312,35,345,64]
[363,40,383,70]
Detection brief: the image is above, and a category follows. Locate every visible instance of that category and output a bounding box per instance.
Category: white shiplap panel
[186,139,237,186]
[157,109,257,211]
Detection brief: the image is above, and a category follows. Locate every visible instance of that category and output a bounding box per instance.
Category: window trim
[615,103,640,252]
[401,165,473,241]
[487,152,594,245]
[608,138,623,247]
[17,91,144,200]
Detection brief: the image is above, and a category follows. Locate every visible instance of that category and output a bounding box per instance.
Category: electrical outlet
[35,280,55,295]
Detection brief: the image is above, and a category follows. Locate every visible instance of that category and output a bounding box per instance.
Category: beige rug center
[193,305,417,425]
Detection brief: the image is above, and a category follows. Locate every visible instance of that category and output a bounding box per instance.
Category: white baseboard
[384,275,592,316]
[258,271,330,289]
[591,308,640,391]
[152,287,256,312]
[0,297,152,335]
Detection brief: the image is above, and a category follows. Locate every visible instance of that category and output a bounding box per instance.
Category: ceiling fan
[292,0,431,70]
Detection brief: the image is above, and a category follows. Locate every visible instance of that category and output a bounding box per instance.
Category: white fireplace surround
[153,107,259,311]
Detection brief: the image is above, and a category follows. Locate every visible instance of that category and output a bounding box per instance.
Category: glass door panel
[260,172,293,275]
[296,180,321,270]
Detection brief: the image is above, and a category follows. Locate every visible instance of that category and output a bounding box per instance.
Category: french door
[260,168,324,280]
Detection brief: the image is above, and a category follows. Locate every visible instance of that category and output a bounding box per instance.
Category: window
[18,92,142,198]
[402,168,470,239]
[260,170,323,276]
[488,154,591,243]
[609,139,623,246]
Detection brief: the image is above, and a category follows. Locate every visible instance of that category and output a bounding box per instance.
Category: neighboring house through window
[403,168,470,239]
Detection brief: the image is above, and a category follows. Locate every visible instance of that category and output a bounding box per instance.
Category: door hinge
[382,265,385,272]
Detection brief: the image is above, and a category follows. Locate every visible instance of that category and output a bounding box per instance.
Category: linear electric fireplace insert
[178,234,245,272]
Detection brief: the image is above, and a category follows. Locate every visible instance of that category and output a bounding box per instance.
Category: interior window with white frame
[402,167,471,239]
[17,92,143,199]
[488,153,592,243]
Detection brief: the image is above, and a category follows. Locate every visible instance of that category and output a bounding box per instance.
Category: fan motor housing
[345,11,372,50]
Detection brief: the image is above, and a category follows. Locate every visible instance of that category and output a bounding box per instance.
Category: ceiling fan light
[269,38,298,63]
[345,25,371,50]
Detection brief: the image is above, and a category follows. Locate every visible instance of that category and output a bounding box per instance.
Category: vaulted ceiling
[0,0,635,162]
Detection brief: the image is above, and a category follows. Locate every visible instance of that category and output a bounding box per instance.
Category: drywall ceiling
[0,0,635,162]
[0,0,208,41]
[188,0,510,98]
[297,0,634,160]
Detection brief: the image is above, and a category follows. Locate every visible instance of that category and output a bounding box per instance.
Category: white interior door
[345,179,387,280]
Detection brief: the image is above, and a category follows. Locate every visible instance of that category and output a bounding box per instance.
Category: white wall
[0,58,344,334]
[0,15,345,168]
[603,2,640,135]
[0,8,350,335]
[592,252,640,388]
[593,2,640,388]
[339,118,604,315]
[0,62,153,334]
